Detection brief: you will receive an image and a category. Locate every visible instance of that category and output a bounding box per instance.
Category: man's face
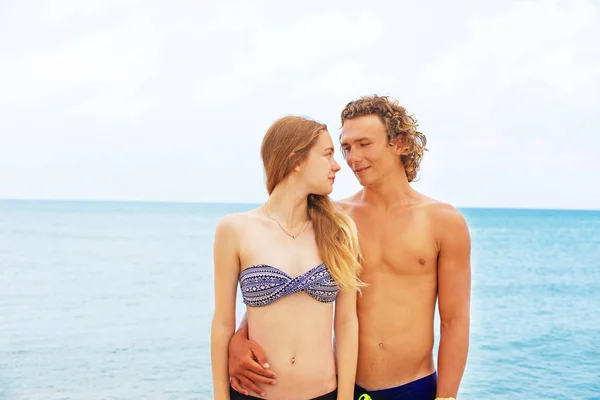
[340,115,401,186]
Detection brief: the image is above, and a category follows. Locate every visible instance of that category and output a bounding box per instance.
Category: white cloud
[26,0,145,26]
[295,60,377,99]
[195,9,384,105]
[1,1,599,209]
[0,10,162,119]
[422,0,598,95]
[204,0,267,33]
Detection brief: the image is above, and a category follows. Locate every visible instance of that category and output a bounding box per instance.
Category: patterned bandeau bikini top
[239,263,339,307]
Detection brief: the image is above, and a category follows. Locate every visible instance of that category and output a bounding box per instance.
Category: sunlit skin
[338,115,470,397]
[227,114,471,399]
[212,131,360,400]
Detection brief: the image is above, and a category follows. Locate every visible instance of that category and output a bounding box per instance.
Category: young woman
[211,116,363,400]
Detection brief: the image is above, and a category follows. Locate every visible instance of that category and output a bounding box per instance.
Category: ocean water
[0,200,599,400]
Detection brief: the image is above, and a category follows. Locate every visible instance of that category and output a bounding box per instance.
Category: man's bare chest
[352,211,438,275]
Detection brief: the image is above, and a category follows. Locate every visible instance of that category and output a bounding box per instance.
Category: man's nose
[346,148,362,164]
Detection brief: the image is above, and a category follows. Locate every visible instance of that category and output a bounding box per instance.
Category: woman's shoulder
[215,207,263,233]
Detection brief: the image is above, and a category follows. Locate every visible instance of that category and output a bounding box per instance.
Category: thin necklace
[262,204,310,239]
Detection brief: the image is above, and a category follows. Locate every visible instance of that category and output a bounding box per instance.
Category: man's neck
[360,173,421,210]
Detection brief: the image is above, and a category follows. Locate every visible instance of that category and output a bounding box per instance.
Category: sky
[1,0,599,210]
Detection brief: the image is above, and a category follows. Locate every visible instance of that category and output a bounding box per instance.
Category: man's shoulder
[423,199,466,222]
[334,198,352,213]
[422,199,459,215]
[422,200,469,239]
[334,191,363,212]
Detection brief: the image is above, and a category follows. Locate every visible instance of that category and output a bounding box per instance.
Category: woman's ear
[289,152,302,172]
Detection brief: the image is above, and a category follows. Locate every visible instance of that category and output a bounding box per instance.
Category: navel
[290,356,296,365]
[378,341,384,349]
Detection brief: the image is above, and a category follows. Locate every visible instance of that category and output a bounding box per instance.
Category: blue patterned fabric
[239,263,339,307]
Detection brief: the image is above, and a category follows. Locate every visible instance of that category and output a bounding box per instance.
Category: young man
[227,95,471,400]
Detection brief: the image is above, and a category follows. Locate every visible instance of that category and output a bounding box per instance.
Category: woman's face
[299,131,341,195]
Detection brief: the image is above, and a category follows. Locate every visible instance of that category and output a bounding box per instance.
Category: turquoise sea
[1,200,599,399]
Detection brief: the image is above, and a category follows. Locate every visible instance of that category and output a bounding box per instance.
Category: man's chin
[354,176,369,186]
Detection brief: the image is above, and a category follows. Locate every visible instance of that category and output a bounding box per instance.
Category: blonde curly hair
[341,95,428,182]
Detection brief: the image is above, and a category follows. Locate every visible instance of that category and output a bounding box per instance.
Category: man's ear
[391,136,408,156]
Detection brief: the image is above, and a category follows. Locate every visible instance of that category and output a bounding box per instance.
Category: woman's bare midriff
[246,294,337,400]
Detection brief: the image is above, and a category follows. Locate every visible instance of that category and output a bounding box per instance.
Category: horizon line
[1,197,598,212]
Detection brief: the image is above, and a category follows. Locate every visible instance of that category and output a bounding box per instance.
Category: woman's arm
[211,215,241,400]
[333,288,359,400]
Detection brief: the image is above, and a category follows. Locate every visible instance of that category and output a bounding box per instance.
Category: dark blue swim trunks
[354,372,437,400]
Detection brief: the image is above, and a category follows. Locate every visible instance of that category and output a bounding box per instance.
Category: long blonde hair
[261,116,363,291]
